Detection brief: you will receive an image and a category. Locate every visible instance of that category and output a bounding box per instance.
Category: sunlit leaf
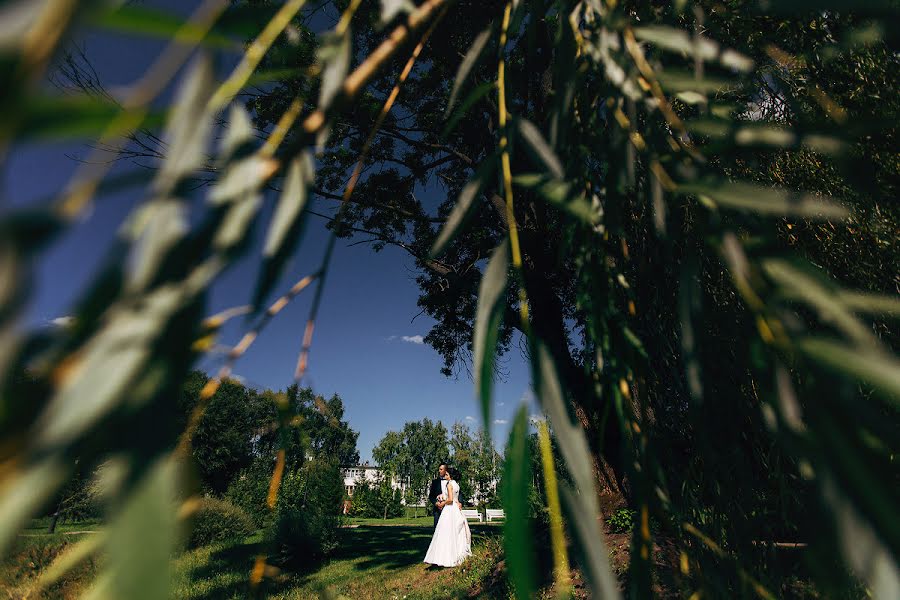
[379,0,415,25]
[430,153,497,258]
[657,71,739,94]
[254,152,315,311]
[0,458,67,556]
[473,239,509,433]
[446,25,492,116]
[317,31,351,112]
[155,55,215,194]
[502,406,536,599]
[677,181,848,219]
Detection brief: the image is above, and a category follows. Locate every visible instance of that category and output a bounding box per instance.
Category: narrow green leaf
[513,173,599,225]
[515,117,564,179]
[0,458,68,557]
[473,239,509,433]
[763,259,878,347]
[634,26,754,71]
[34,285,185,449]
[379,0,415,25]
[837,291,900,317]
[502,406,536,599]
[676,181,848,219]
[17,96,163,141]
[657,71,739,94]
[88,5,239,50]
[155,55,215,194]
[254,152,315,311]
[107,458,178,600]
[124,198,188,293]
[799,337,900,402]
[430,154,497,258]
[531,341,621,599]
[446,25,493,116]
[35,529,107,591]
[317,31,351,112]
[442,81,495,137]
[218,104,255,164]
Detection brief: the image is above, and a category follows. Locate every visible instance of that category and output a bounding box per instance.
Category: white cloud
[498,401,505,407]
[50,316,74,328]
[465,415,476,421]
[519,389,535,404]
[401,335,424,344]
[493,419,508,425]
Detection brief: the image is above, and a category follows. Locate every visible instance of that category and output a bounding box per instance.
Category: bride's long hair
[448,467,461,482]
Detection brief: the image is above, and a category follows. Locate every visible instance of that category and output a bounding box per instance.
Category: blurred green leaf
[513,173,599,225]
[657,71,739,93]
[515,117,564,179]
[0,458,67,556]
[155,55,215,194]
[502,406,536,600]
[763,259,878,347]
[34,285,185,449]
[446,25,493,116]
[473,239,509,434]
[430,153,496,258]
[837,291,900,317]
[317,31,351,112]
[634,26,754,71]
[442,81,495,137]
[254,152,315,311]
[677,181,849,219]
[88,4,239,50]
[36,528,107,591]
[107,458,178,600]
[123,198,188,293]
[16,95,164,141]
[799,337,900,402]
[532,341,621,598]
[379,0,415,25]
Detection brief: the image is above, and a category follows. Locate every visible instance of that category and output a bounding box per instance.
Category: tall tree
[373,418,448,505]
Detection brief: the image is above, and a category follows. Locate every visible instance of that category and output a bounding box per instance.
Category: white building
[341,464,411,501]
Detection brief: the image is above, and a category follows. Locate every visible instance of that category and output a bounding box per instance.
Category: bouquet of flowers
[437,494,446,503]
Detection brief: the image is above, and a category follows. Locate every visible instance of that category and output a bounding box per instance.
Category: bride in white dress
[423,467,472,567]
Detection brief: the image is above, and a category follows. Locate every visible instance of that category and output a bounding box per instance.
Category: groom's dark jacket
[428,479,443,514]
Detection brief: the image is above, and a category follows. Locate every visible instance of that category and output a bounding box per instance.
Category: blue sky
[3,0,536,462]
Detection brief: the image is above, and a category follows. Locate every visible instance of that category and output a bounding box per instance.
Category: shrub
[187,497,255,548]
[275,459,344,561]
[606,507,637,534]
[225,459,274,528]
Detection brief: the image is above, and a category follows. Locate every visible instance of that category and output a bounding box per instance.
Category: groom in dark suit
[428,463,449,530]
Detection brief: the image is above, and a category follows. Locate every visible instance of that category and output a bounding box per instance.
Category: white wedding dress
[423,480,472,567]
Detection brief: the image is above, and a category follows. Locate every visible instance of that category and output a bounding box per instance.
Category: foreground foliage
[0,0,897,598]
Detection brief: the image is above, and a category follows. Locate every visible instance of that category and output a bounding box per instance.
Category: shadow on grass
[179,524,504,599]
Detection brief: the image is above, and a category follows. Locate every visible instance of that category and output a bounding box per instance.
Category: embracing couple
[423,463,472,567]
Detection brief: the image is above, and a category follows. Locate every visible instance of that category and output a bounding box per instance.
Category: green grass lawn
[175,524,509,599]
[4,519,509,599]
